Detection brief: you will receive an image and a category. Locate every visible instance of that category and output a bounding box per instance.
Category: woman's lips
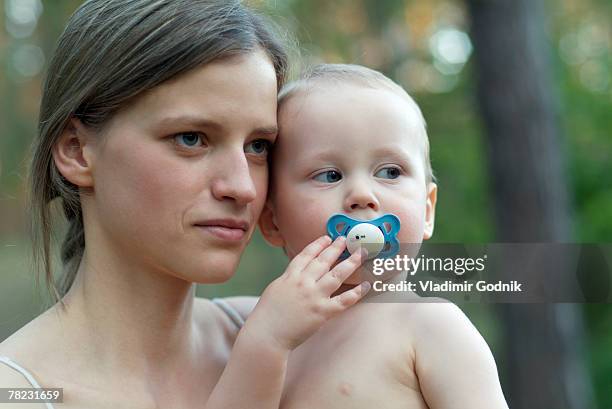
[196,225,246,241]
[194,218,249,242]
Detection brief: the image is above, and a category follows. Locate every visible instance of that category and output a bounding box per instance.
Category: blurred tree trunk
[466,0,594,408]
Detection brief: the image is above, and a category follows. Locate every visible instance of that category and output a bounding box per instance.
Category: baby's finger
[316,248,366,293]
[330,281,371,311]
[303,236,347,280]
[286,235,332,276]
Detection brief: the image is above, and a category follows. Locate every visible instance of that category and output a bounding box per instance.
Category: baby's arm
[204,236,369,409]
[412,303,509,409]
[204,321,290,408]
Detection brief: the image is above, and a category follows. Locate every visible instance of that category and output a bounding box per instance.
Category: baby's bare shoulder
[353,302,421,342]
[388,299,489,351]
[374,295,462,323]
[393,301,509,408]
[402,300,479,339]
[402,298,466,322]
[400,300,499,377]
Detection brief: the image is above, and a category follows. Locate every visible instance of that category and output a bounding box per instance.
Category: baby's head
[259,64,437,283]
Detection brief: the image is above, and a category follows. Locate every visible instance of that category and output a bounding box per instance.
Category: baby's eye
[174,132,206,148]
[245,139,272,155]
[313,170,343,183]
[374,166,401,179]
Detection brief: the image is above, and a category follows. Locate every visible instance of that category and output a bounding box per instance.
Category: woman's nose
[210,151,257,206]
[343,183,380,212]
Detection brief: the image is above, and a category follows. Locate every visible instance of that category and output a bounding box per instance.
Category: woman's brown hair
[29,0,288,304]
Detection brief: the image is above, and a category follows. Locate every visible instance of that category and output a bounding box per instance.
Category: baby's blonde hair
[278,63,435,184]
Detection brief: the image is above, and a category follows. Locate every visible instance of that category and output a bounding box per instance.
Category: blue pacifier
[326,213,400,260]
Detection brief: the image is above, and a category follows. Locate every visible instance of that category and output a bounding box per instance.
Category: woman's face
[84,50,279,283]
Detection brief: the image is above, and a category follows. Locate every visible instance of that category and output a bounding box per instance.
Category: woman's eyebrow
[154,114,277,137]
[251,125,278,137]
[155,114,224,131]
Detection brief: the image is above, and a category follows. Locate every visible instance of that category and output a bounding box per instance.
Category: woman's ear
[258,201,286,248]
[423,182,438,240]
[52,118,96,188]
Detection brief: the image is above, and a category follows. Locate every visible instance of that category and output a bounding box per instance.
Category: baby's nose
[345,189,380,211]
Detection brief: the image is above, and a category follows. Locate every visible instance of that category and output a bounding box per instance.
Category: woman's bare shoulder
[0,358,34,388]
[194,296,259,323]
[1,318,43,358]
[0,317,50,391]
[0,365,48,408]
[0,307,66,374]
[219,296,259,320]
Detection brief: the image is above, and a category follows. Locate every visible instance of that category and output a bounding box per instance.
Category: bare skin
[0,297,234,408]
[0,52,370,408]
[257,82,510,408]
[279,276,508,409]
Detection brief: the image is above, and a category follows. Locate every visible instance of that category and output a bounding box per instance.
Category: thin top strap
[0,356,56,409]
[211,298,245,329]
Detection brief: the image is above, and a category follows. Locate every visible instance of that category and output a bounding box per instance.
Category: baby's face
[261,84,436,283]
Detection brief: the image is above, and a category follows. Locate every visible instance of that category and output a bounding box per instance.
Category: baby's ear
[423,182,438,240]
[258,200,286,248]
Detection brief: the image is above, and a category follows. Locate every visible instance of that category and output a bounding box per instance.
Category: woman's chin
[178,254,241,284]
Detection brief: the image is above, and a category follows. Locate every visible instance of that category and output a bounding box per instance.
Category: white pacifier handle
[345,223,385,260]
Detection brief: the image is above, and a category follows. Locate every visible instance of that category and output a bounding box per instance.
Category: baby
[256,64,509,408]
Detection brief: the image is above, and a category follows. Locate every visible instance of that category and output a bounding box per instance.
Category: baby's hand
[244,235,369,351]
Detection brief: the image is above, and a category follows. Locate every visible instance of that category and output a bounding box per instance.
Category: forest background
[0,0,610,408]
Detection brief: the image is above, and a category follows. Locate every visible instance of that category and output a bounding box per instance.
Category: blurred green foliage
[0,0,610,406]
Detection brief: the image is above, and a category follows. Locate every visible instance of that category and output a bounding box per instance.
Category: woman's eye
[174,132,206,148]
[375,167,401,179]
[245,139,272,155]
[313,170,343,183]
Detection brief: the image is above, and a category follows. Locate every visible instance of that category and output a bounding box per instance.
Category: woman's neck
[58,245,202,379]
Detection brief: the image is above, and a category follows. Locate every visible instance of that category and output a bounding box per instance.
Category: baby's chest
[279,320,427,409]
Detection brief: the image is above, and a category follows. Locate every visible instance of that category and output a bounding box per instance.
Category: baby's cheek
[295,205,329,242]
[393,208,426,244]
[275,197,327,254]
